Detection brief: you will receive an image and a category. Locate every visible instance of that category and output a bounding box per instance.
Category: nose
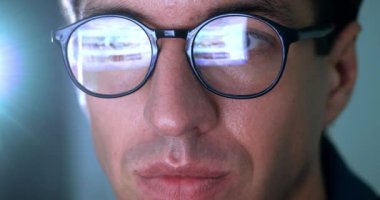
[143,38,217,137]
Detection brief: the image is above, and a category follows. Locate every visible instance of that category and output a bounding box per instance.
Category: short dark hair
[59,0,363,55]
[313,0,363,54]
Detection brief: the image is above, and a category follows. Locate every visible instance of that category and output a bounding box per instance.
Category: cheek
[217,42,328,196]
[87,96,140,160]
[285,41,329,131]
[219,94,310,197]
[86,94,148,195]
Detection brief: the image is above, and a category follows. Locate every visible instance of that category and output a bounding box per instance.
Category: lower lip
[136,175,230,199]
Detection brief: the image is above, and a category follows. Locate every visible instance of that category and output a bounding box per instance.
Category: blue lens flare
[0,35,25,130]
[0,36,22,102]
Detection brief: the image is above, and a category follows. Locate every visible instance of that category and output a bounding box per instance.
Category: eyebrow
[207,1,293,24]
[81,0,294,27]
[82,2,152,21]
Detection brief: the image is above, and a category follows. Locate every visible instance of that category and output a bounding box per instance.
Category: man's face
[83,0,331,199]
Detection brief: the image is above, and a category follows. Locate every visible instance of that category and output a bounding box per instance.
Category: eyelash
[246,31,275,51]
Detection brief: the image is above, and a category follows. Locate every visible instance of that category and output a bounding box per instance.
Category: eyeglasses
[52,13,333,99]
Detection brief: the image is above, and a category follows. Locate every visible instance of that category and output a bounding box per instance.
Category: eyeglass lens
[67,16,283,96]
[68,17,152,95]
[193,16,283,96]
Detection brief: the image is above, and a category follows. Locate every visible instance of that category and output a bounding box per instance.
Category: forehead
[81,0,314,28]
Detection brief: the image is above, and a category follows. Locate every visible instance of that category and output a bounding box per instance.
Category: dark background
[0,1,73,199]
[0,0,378,199]
[0,1,114,199]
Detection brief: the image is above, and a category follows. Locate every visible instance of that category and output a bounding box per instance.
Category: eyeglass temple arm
[297,24,335,41]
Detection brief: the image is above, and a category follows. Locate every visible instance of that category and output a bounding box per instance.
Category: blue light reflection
[0,36,22,102]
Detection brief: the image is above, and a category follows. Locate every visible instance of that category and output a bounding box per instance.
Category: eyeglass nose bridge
[151,28,206,95]
[155,29,189,39]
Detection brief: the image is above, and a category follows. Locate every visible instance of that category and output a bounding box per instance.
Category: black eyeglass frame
[53,12,334,99]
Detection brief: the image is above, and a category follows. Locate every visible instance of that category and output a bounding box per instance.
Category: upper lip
[134,162,230,179]
[134,162,233,199]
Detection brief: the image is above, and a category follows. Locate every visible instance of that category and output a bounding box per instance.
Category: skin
[77,0,360,199]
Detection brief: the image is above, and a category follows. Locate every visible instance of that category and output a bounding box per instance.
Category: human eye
[246,29,277,52]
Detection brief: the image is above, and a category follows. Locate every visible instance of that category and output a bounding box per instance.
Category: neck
[289,147,326,200]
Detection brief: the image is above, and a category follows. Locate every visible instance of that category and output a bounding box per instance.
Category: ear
[324,21,361,126]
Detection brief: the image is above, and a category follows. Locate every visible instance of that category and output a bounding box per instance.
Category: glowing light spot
[0,44,9,96]
[0,37,22,100]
